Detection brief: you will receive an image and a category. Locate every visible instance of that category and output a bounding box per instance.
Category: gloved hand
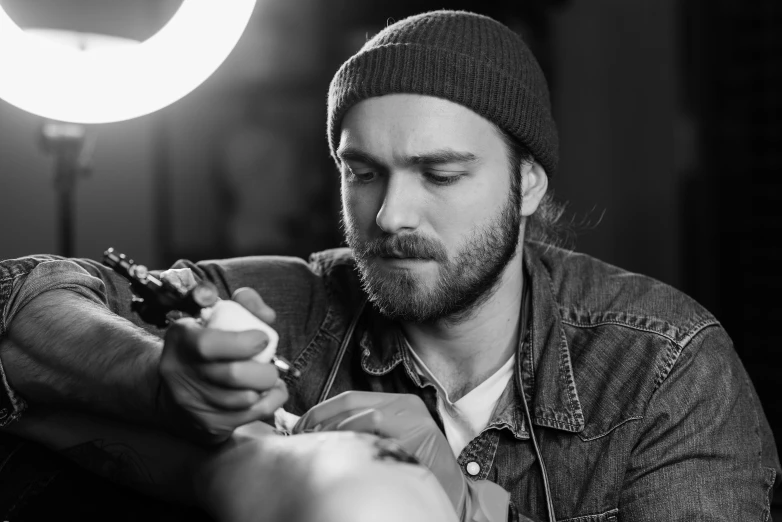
[293,391,510,522]
[157,276,289,445]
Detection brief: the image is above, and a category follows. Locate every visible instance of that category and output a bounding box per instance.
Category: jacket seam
[293,255,358,381]
[744,363,774,522]
[557,507,619,522]
[290,304,336,374]
[762,467,776,522]
[577,415,644,442]
[561,316,719,345]
[0,273,25,337]
[541,266,584,427]
[654,322,721,389]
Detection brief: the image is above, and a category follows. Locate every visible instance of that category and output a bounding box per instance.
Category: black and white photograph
[0,1,779,520]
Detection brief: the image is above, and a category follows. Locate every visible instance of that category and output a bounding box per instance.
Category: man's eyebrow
[336,147,478,167]
[337,147,384,166]
[406,150,478,166]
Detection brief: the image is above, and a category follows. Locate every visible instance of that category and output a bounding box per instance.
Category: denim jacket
[0,243,779,521]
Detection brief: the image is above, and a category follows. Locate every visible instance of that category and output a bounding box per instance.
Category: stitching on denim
[361,348,403,376]
[562,318,681,344]
[320,327,341,344]
[655,323,720,389]
[483,431,501,480]
[762,467,776,522]
[533,416,584,431]
[554,312,584,425]
[561,314,719,347]
[295,251,361,373]
[0,273,26,337]
[577,415,643,442]
[556,507,619,522]
[747,372,762,465]
[678,316,721,345]
[653,339,680,389]
[0,408,23,428]
[291,298,336,373]
[743,365,775,522]
[541,266,585,427]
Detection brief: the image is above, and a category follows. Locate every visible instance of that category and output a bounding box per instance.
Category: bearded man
[0,10,779,522]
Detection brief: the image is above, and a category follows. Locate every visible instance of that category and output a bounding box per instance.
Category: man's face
[338,94,522,324]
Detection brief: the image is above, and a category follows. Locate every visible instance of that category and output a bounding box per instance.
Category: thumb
[232,287,276,325]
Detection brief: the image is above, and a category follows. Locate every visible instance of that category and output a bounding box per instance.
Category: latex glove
[157,281,288,445]
[293,391,510,522]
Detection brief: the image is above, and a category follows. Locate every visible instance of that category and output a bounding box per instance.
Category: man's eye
[425,172,460,185]
[346,170,377,183]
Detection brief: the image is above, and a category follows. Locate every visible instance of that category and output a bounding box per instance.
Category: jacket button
[466,461,481,476]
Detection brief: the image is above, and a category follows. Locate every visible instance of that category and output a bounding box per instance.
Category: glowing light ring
[0,0,257,124]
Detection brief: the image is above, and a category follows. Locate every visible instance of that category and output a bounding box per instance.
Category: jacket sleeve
[0,254,177,424]
[0,253,325,426]
[0,255,122,425]
[620,324,781,520]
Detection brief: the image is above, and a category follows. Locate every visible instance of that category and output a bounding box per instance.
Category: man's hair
[499,129,573,249]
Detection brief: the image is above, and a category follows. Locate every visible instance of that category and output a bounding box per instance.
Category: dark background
[0,0,780,508]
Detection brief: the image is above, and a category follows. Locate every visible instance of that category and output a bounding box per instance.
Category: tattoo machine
[102,248,299,377]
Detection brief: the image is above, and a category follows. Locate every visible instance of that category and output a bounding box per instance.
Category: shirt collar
[357,242,585,435]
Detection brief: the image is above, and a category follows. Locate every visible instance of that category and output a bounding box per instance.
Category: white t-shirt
[405,340,515,458]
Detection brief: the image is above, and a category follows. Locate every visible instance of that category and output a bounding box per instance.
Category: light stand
[0,1,257,257]
[40,121,93,257]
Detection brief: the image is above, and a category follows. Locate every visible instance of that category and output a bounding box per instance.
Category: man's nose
[375,174,420,234]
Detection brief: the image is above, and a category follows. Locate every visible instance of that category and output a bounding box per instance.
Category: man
[0,9,779,522]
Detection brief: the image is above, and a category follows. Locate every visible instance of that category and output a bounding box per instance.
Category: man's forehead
[339,94,503,156]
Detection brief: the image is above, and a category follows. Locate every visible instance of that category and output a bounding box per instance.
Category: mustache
[355,234,447,262]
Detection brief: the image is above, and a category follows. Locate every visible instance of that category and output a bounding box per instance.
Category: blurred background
[0,0,779,499]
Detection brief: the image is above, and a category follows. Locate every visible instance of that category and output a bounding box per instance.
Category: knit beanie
[327,10,559,176]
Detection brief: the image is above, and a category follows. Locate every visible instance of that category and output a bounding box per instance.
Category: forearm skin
[1,289,164,427]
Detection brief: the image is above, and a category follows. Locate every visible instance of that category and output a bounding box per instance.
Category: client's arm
[0,286,282,510]
[3,396,458,522]
[1,290,163,427]
[2,287,286,444]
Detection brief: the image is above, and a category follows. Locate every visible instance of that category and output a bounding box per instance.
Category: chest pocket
[558,507,619,522]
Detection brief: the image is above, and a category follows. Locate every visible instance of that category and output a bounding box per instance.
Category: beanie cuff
[327,43,558,176]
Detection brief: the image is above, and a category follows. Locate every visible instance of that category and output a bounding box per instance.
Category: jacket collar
[357,242,585,436]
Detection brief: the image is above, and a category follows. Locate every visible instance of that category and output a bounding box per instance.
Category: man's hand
[158,285,288,445]
[292,391,510,522]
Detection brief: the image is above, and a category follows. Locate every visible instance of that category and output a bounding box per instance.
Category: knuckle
[241,390,260,407]
[226,390,255,409]
[192,332,212,359]
[223,363,240,386]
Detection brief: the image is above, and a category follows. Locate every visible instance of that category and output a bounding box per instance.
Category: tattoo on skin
[60,440,155,489]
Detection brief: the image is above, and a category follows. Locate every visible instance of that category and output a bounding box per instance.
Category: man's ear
[520,161,548,217]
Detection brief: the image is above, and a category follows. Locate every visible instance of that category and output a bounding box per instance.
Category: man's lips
[378,255,429,261]
[377,248,426,259]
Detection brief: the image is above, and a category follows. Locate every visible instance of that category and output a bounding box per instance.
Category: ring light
[0,0,257,124]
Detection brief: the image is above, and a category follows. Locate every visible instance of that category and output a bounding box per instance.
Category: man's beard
[342,187,522,324]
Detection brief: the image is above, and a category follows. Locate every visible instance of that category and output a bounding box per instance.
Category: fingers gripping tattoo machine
[102,248,299,377]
